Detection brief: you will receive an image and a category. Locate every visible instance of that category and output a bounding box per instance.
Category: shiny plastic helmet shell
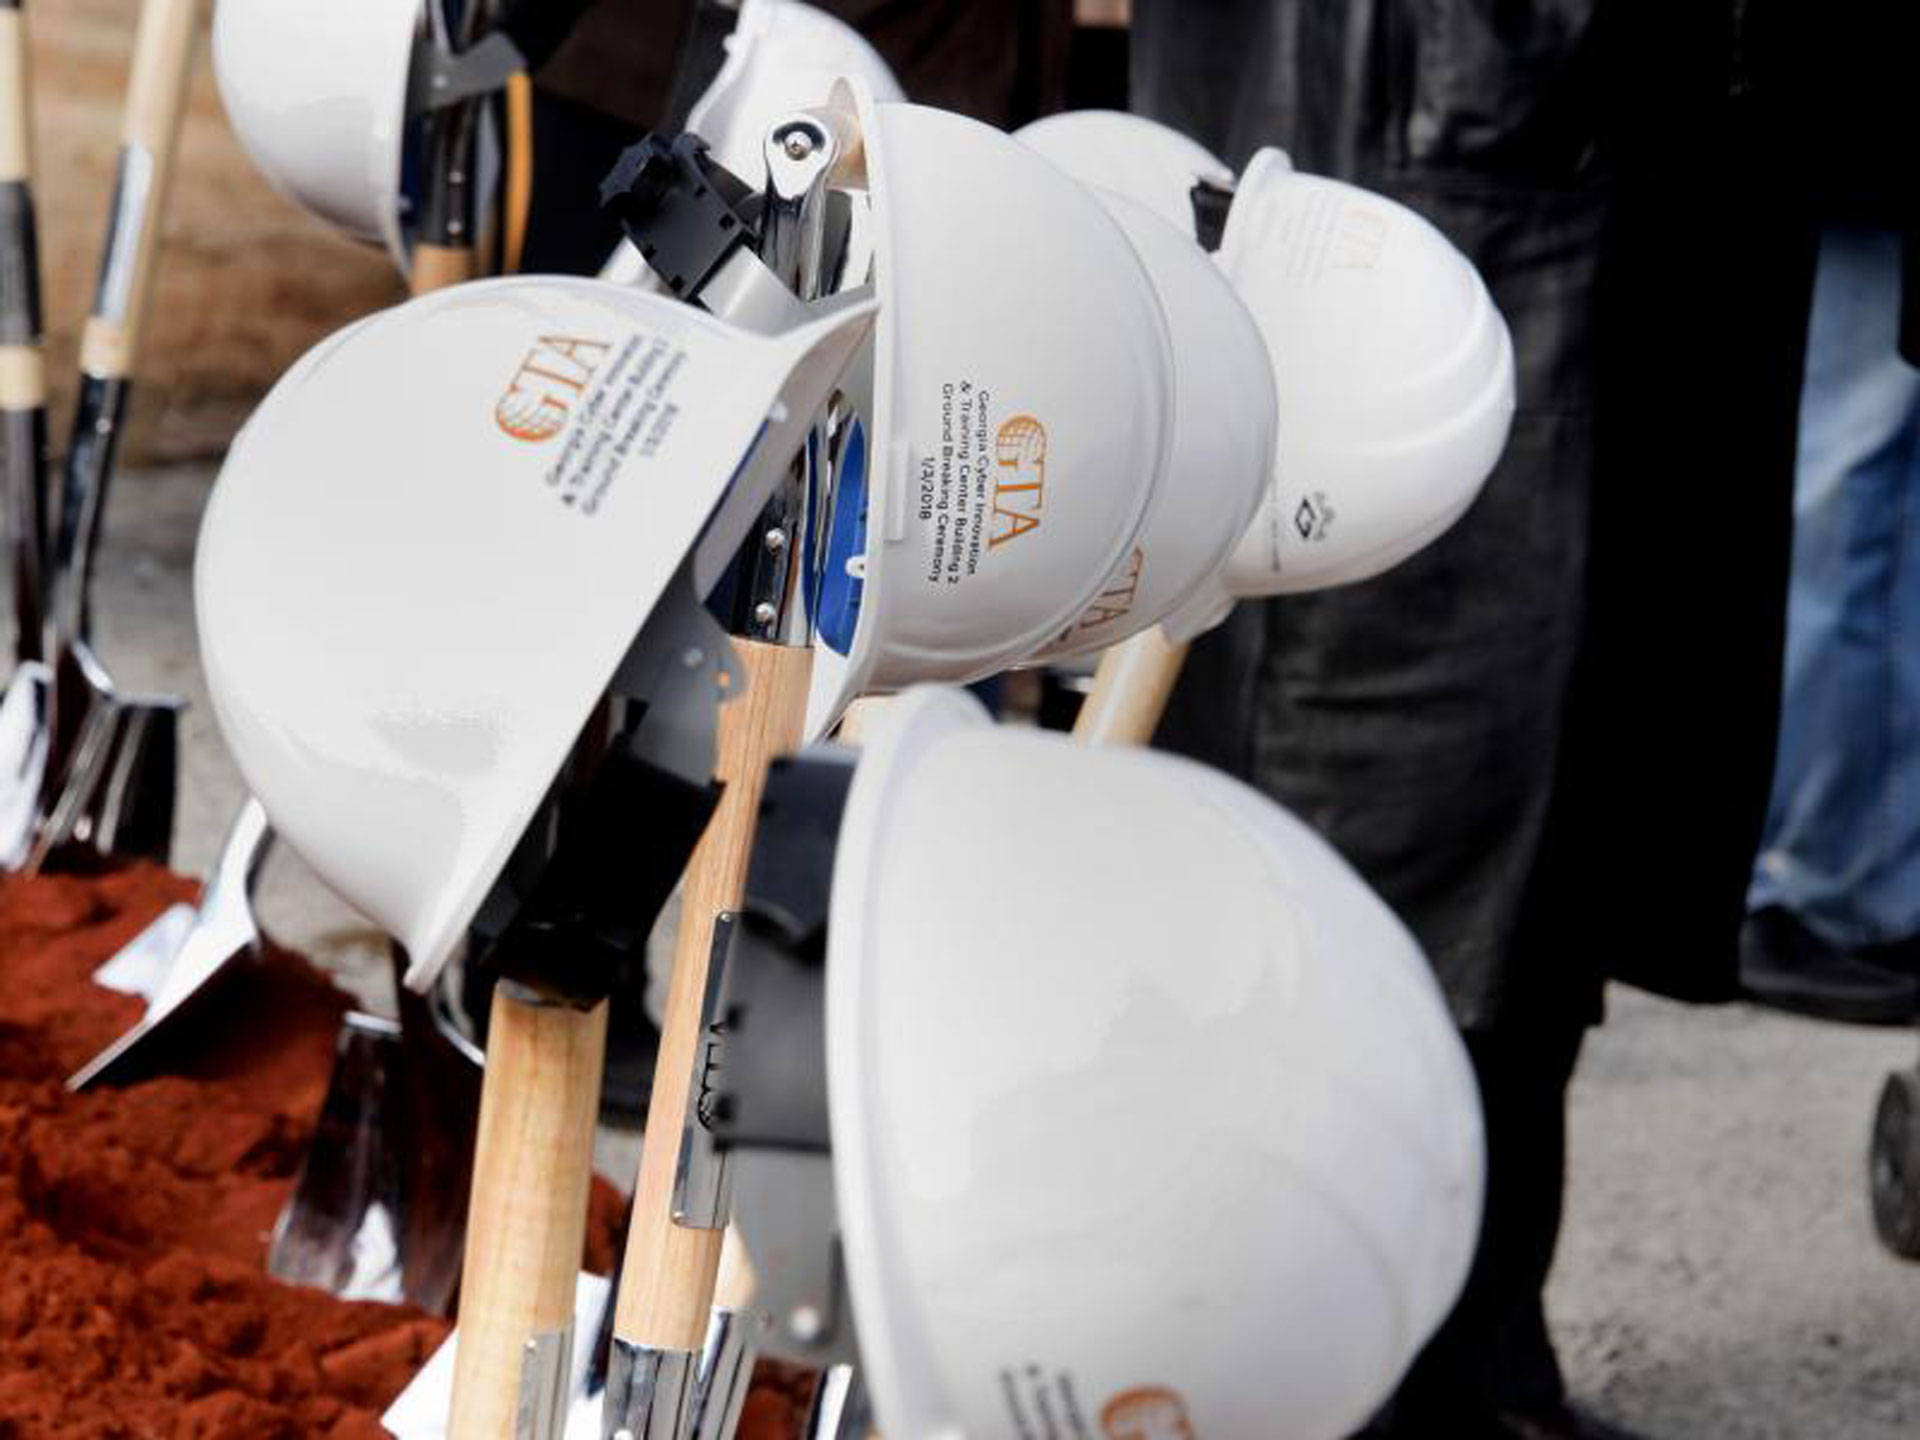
[1016,116,1515,632]
[1208,149,1516,609]
[1015,109,1237,234]
[195,277,874,989]
[804,94,1176,734]
[828,688,1486,1440]
[213,0,421,269]
[1028,188,1275,660]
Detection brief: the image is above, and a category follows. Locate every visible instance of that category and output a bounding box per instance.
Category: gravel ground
[51,464,1920,1436]
[1556,989,1920,1438]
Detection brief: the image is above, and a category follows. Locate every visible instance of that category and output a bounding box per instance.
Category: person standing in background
[1740,11,1920,1025]
[1743,228,1920,1022]
[1133,3,1818,1436]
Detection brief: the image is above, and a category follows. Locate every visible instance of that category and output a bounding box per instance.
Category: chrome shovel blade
[0,660,53,870]
[71,691,178,865]
[29,638,181,874]
[268,1011,408,1303]
[67,797,271,1089]
[804,1366,872,1440]
[90,901,196,999]
[382,1272,615,1440]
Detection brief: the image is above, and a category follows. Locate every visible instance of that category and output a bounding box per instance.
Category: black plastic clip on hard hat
[600,133,761,302]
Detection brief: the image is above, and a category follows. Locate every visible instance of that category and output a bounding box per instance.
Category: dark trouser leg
[1372,1013,1587,1435]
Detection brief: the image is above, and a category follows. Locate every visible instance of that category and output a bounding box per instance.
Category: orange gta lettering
[1078,546,1145,631]
[495,335,613,442]
[1101,1387,1196,1440]
[990,414,1048,549]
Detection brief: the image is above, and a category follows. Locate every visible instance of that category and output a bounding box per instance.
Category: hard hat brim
[197,279,875,990]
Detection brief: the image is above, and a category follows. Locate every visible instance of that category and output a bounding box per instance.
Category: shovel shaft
[49,0,201,655]
[711,1224,756,1311]
[2,403,46,662]
[450,986,608,1440]
[613,639,814,1353]
[1072,624,1190,747]
[0,0,46,664]
[48,375,125,649]
[412,242,476,296]
[77,0,200,382]
[0,3,29,183]
[671,1227,763,1440]
[410,0,495,293]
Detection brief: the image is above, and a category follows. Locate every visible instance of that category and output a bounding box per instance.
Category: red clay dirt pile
[0,864,440,1436]
[0,865,810,1438]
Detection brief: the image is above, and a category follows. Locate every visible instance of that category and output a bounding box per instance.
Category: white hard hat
[827,688,1485,1440]
[1028,187,1274,659]
[213,0,420,269]
[195,276,875,989]
[1015,109,1237,233]
[804,93,1175,734]
[1015,117,1514,627]
[1208,150,1515,606]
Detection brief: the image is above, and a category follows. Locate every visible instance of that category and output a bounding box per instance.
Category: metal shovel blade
[0,660,53,870]
[63,690,178,865]
[90,900,196,998]
[268,1011,409,1303]
[388,953,484,1317]
[805,1366,873,1440]
[29,638,181,874]
[382,1271,614,1440]
[264,944,484,1317]
[66,797,271,1089]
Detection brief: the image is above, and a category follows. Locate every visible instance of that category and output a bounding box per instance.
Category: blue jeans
[1751,226,1920,948]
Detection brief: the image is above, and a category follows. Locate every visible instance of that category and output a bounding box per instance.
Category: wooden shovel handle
[0,2,35,190]
[449,988,609,1440]
[832,696,890,745]
[412,242,477,297]
[78,0,200,379]
[613,638,815,1351]
[0,0,47,660]
[0,342,42,417]
[1072,625,1191,747]
[713,1224,757,1312]
[0,0,42,394]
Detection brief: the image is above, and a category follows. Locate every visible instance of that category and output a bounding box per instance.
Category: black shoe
[1497,1401,1650,1440]
[1740,906,1920,1026]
